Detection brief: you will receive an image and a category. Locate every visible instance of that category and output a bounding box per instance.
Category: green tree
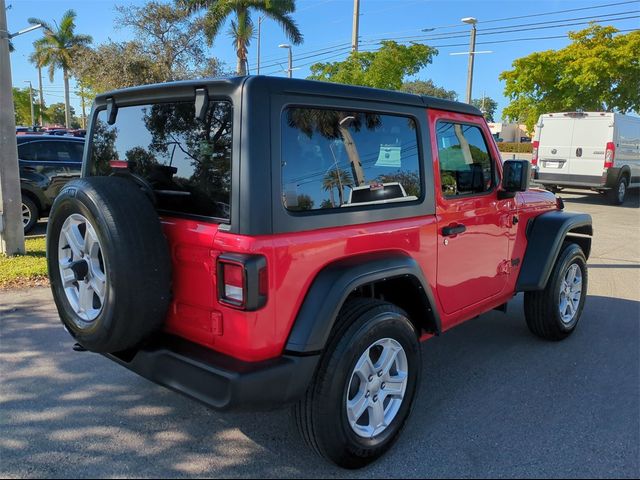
[45,102,77,126]
[28,10,92,127]
[179,0,303,76]
[471,95,498,122]
[400,79,457,100]
[500,24,640,131]
[309,41,437,91]
[28,47,48,126]
[322,168,353,206]
[75,2,226,93]
[13,87,43,126]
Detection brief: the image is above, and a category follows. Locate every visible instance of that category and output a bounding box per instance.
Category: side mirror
[499,160,531,199]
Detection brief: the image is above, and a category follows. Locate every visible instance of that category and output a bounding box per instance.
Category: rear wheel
[293,299,421,468]
[21,196,38,233]
[607,175,628,205]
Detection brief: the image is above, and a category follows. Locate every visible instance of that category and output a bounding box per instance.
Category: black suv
[17,135,85,232]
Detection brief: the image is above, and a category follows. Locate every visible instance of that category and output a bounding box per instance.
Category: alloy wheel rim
[58,214,107,325]
[346,337,408,438]
[22,203,31,227]
[619,182,626,202]
[559,263,582,324]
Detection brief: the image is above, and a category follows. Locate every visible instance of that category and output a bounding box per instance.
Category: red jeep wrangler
[46,77,593,468]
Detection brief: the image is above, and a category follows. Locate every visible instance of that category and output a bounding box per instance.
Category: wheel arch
[284,252,440,354]
[516,210,593,292]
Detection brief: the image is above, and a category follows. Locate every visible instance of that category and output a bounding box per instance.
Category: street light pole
[0,0,41,255]
[24,80,35,129]
[352,0,360,52]
[279,44,292,78]
[256,16,263,75]
[462,17,478,104]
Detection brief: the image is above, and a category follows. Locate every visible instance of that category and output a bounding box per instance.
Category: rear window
[90,100,232,220]
[281,107,421,211]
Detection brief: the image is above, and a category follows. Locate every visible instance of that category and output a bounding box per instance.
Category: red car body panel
[160,108,558,363]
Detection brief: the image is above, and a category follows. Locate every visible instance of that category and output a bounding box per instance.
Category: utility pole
[351,0,360,52]
[0,2,41,255]
[36,64,43,126]
[24,80,34,129]
[463,17,477,104]
[256,16,263,74]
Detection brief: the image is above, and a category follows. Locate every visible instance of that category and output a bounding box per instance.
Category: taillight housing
[217,253,268,310]
[531,141,539,166]
[604,141,615,168]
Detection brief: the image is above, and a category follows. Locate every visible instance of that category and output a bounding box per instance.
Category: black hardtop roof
[95,76,482,116]
[16,134,84,143]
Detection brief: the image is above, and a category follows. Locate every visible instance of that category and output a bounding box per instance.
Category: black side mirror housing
[499,160,531,199]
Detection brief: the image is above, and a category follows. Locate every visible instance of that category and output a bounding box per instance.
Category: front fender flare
[516,210,592,291]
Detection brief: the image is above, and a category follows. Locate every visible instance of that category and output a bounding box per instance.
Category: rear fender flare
[285,252,439,354]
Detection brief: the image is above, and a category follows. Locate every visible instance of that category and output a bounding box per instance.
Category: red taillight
[217,254,267,310]
[222,263,245,305]
[604,141,615,168]
[531,141,539,166]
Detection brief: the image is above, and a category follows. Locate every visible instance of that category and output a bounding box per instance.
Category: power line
[256,1,640,70]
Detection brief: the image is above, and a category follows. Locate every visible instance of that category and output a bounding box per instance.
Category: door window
[436,122,494,197]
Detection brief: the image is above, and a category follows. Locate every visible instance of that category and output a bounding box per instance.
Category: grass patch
[0,237,49,289]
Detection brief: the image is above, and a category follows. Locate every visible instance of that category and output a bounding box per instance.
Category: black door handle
[442,224,466,236]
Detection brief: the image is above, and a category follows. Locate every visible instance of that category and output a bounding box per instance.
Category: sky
[6,0,640,123]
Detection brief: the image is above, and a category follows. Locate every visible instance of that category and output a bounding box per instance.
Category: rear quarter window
[281,107,422,211]
[90,100,232,221]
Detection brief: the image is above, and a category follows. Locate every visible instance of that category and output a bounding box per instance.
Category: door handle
[442,224,466,236]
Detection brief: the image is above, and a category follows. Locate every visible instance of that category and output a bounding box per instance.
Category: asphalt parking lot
[1,189,638,478]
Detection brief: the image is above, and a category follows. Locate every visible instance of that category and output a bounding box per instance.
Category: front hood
[518,187,557,210]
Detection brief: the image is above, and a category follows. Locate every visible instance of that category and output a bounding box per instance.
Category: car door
[430,111,514,317]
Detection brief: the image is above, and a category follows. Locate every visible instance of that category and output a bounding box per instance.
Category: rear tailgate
[537,116,574,175]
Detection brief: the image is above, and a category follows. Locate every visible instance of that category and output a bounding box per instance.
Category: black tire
[524,243,588,341]
[21,195,39,233]
[293,298,421,469]
[46,176,172,353]
[607,175,628,205]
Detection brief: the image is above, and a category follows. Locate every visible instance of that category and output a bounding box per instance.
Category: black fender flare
[284,252,440,354]
[516,210,593,291]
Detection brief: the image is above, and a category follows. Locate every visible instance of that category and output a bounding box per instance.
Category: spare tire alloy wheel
[347,338,408,438]
[58,213,107,326]
[47,176,171,353]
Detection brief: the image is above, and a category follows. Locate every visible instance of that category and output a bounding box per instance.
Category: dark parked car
[18,135,85,232]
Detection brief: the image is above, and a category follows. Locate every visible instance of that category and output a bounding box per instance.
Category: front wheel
[524,243,588,340]
[21,196,38,233]
[293,299,421,468]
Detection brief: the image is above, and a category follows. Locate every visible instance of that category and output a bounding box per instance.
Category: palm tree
[180,0,303,76]
[28,47,47,126]
[28,10,92,127]
[322,168,353,206]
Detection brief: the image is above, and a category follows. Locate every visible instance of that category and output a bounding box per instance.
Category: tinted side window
[281,107,421,211]
[90,101,232,220]
[65,142,84,162]
[17,142,36,160]
[436,122,494,197]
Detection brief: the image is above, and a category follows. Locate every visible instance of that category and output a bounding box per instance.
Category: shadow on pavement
[559,189,640,209]
[0,292,638,478]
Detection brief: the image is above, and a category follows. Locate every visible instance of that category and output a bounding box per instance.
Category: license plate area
[542,160,566,169]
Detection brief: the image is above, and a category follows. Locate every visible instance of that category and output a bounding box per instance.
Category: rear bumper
[535,172,608,189]
[534,168,625,189]
[105,334,319,411]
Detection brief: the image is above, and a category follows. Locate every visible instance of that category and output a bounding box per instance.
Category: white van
[532,112,640,204]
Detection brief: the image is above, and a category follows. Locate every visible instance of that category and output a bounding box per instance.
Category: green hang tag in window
[376,145,401,167]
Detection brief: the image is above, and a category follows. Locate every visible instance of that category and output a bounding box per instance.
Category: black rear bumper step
[104,334,319,411]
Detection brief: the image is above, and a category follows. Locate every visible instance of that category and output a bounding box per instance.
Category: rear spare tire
[46,176,171,353]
